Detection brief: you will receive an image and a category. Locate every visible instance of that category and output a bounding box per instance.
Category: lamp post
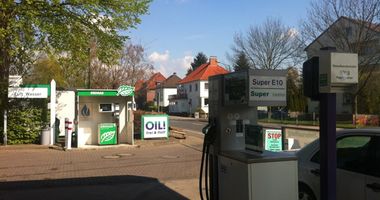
[156,81,162,112]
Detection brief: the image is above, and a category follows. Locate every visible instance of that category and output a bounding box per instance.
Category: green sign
[264,129,283,152]
[117,85,134,96]
[98,123,117,145]
[78,90,118,96]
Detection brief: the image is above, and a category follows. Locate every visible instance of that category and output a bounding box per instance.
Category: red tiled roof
[146,72,166,90]
[179,58,229,84]
[134,80,144,92]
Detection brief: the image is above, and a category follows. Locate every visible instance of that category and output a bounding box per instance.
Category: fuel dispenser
[199,69,298,200]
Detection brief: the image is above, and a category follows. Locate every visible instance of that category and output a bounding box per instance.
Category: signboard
[319,52,358,93]
[264,129,283,152]
[9,75,22,87]
[8,87,48,98]
[98,123,117,145]
[77,86,134,97]
[141,115,169,139]
[78,90,118,96]
[249,75,286,106]
[117,85,134,96]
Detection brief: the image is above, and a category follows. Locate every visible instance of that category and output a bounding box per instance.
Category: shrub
[7,108,43,144]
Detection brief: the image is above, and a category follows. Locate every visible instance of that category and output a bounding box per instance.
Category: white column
[3,110,7,145]
[65,118,72,150]
[50,79,56,145]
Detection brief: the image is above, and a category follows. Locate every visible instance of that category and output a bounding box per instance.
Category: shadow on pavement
[0,175,188,200]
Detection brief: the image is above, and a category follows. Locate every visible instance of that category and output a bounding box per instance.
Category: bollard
[65,118,72,150]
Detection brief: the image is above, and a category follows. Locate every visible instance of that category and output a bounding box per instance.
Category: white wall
[163,88,177,107]
[184,81,200,114]
[199,81,209,113]
[77,96,128,146]
[56,91,76,136]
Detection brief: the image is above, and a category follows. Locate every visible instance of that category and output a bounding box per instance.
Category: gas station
[199,48,358,200]
[5,80,136,148]
[199,69,298,200]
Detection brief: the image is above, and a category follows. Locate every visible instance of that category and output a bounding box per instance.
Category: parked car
[296,129,380,200]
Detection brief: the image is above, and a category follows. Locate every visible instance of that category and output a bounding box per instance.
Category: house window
[205,83,209,89]
[343,93,353,105]
[195,83,198,91]
[345,27,352,37]
[189,84,192,92]
[204,98,209,106]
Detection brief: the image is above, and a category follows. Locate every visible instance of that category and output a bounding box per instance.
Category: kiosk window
[99,103,113,112]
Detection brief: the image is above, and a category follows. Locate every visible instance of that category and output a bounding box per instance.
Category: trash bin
[71,131,77,148]
[194,112,199,118]
[41,127,50,145]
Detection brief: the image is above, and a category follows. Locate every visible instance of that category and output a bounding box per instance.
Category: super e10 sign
[141,115,169,139]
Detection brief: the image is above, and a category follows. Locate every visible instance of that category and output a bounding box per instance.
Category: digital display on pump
[245,125,264,152]
[224,71,247,105]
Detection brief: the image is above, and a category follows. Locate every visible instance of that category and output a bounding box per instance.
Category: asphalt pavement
[0,133,205,200]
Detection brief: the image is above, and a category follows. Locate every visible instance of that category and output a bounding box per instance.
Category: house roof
[145,72,166,90]
[305,16,380,51]
[179,57,229,84]
[134,80,144,92]
[161,73,182,88]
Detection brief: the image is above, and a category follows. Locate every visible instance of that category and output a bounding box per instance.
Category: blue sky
[129,0,312,78]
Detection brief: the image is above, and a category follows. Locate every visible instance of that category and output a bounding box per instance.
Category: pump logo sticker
[100,131,116,143]
[117,85,134,96]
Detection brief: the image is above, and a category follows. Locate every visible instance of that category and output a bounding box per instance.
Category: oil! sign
[141,115,169,139]
[249,75,286,106]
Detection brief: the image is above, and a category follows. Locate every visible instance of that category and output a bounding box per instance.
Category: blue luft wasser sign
[141,115,169,139]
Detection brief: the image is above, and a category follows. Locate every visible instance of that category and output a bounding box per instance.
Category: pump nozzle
[202,124,211,135]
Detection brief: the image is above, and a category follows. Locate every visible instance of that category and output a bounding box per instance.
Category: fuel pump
[199,69,298,200]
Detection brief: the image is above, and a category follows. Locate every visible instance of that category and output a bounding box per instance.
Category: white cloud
[148,50,193,78]
[148,50,170,62]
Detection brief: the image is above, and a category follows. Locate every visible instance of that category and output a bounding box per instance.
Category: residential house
[155,72,182,112]
[135,73,166,109]
[170,56,229,115]
[304,16,380,114]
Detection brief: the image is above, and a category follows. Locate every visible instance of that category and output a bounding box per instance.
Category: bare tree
[91,43,154,89]
[120,43,154,86]
[232,17,305,70]
[301,0,380,114]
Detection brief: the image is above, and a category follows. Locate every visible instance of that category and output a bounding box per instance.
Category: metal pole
[3,110,7,145]
[50,80,56,145]
[158,91,160,112]
[319,93,336,200]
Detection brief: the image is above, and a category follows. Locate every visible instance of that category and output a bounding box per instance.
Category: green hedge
[6,108,43,144]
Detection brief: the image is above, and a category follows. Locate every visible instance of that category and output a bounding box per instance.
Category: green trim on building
[77,90,118,97]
